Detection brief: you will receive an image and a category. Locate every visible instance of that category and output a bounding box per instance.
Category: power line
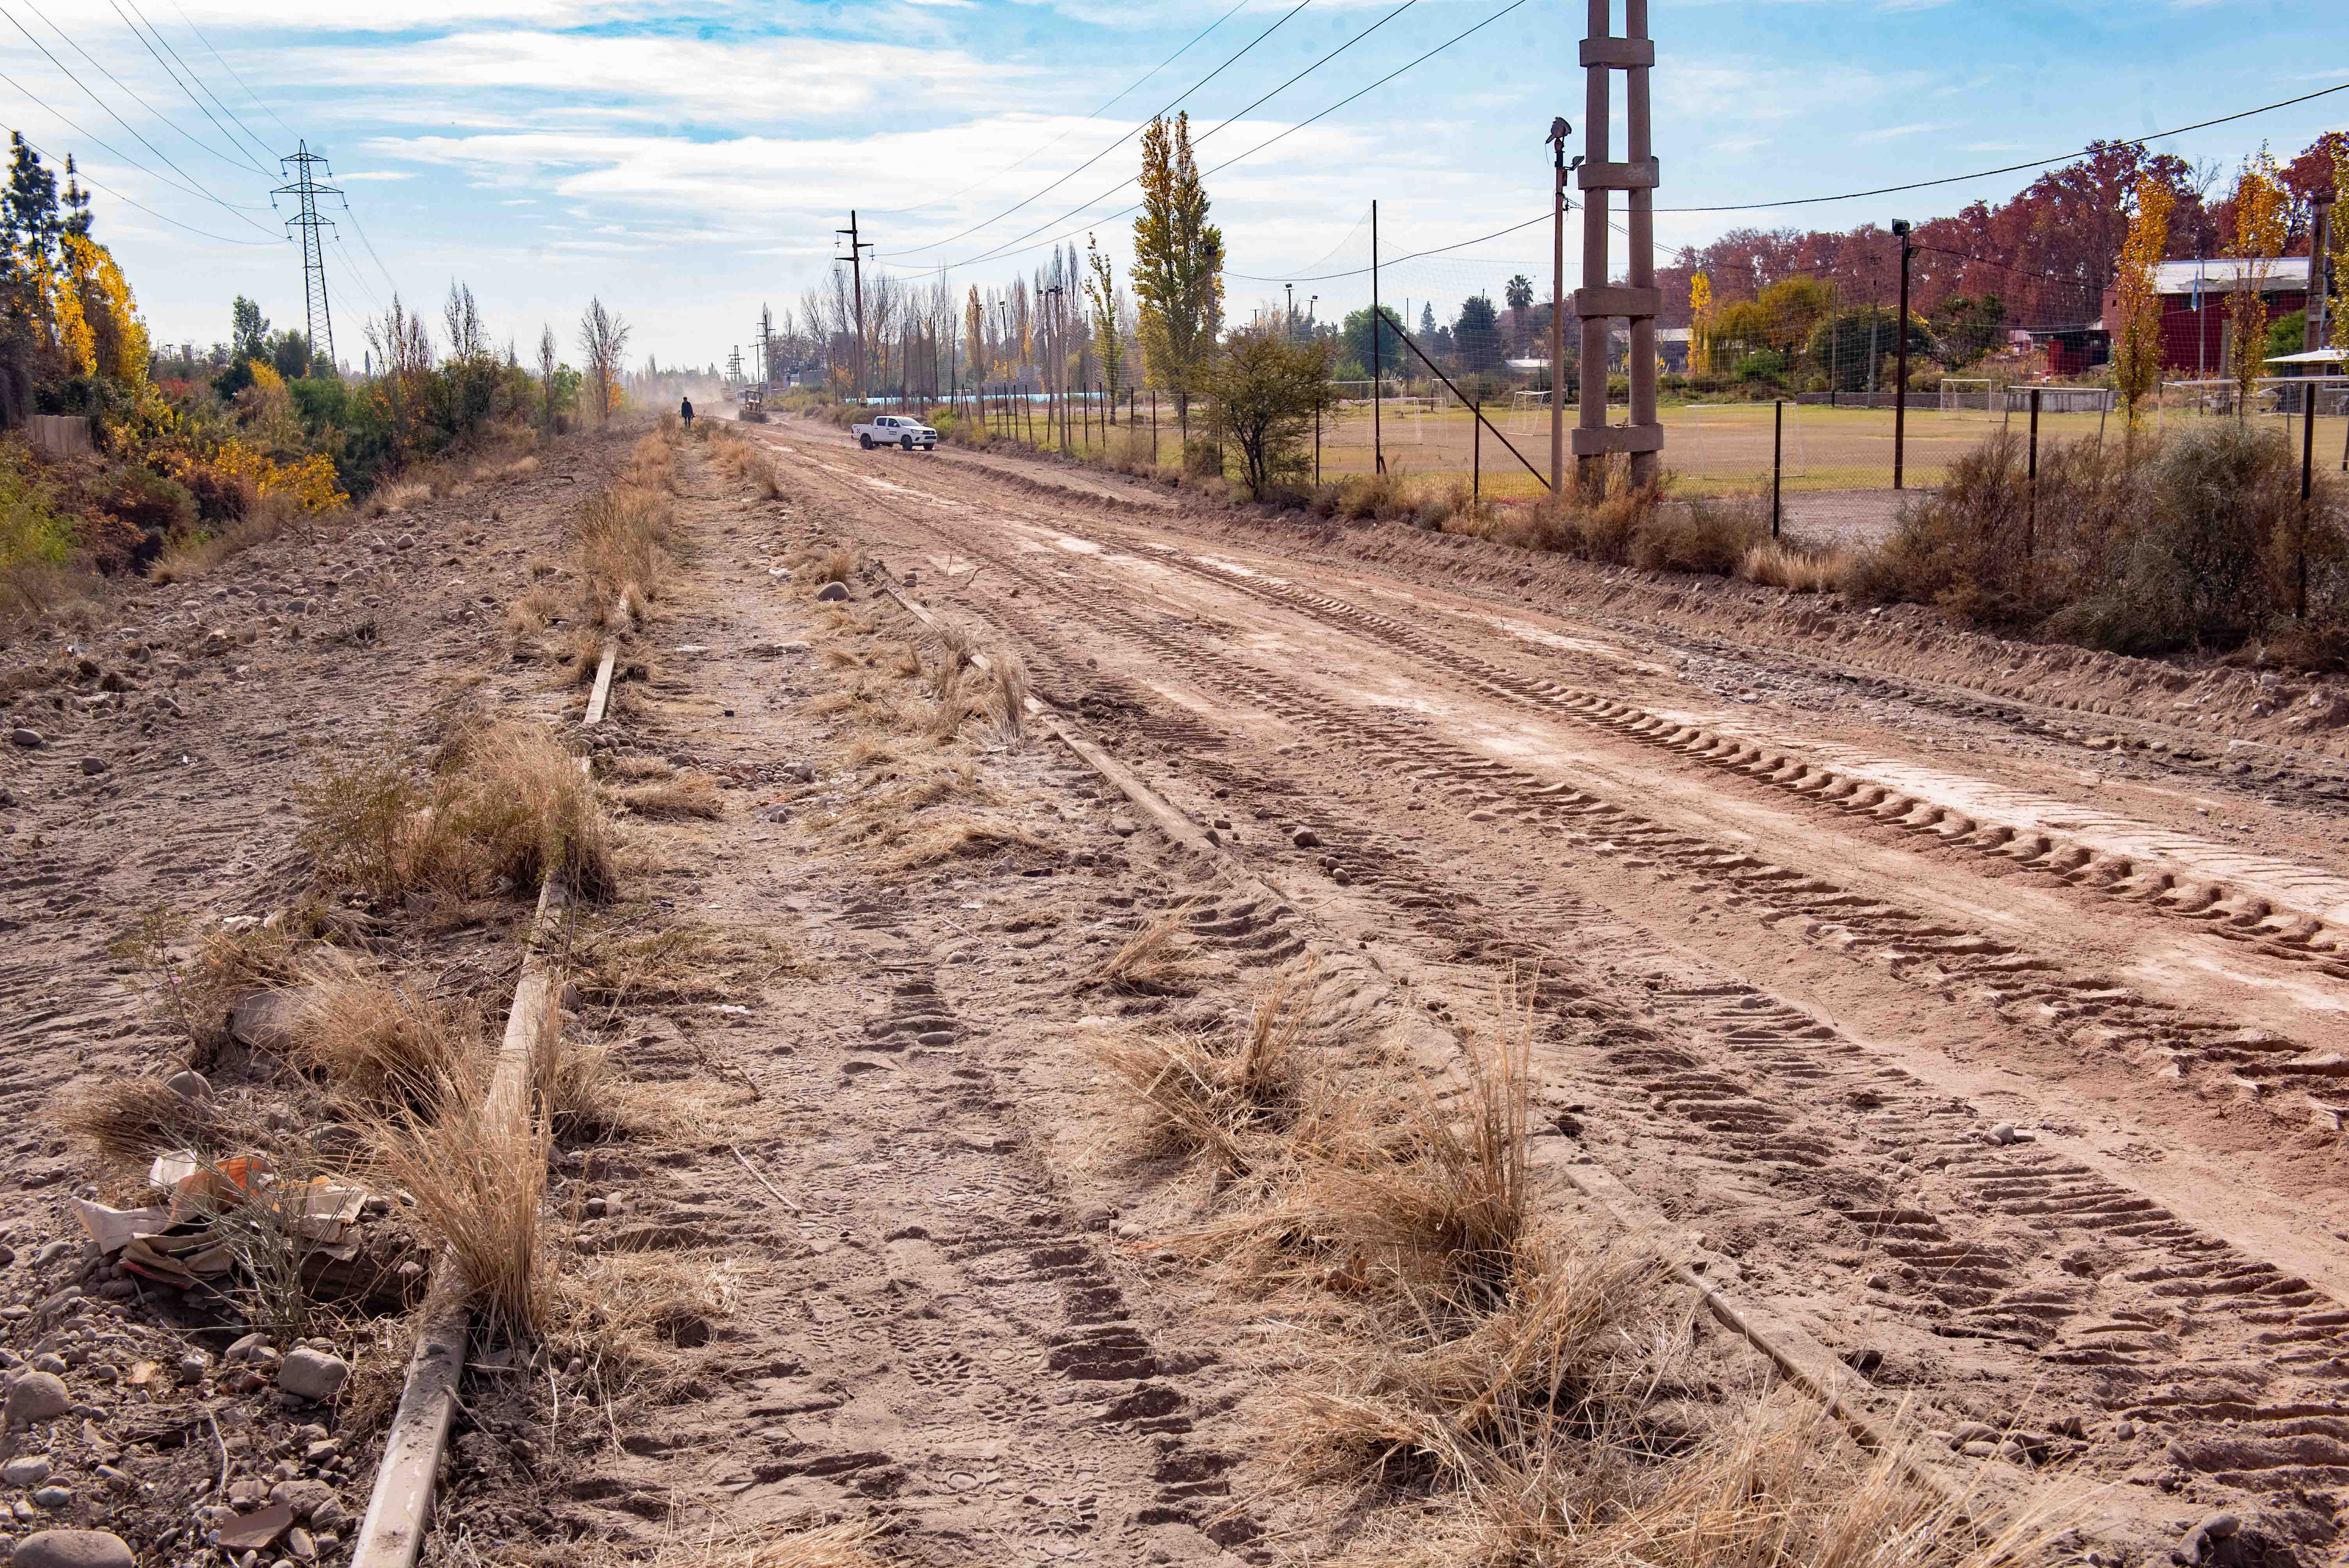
[101,0,272,175]
[887,0,1313,258]
[0,61,275,225]
[8,125,278,245]
[169,0,299,142]
[5,1,275,194]
[1658,79,2349,214]
[336,195,404,304]
[863,0,1252,219]
[117,0,277,168]
[934,0,1537,274]
[1192,0,1416,145]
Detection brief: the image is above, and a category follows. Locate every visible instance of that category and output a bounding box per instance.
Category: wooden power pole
[1572,0,1661,496]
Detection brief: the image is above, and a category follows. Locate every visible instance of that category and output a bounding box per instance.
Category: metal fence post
[1473,395,1482,512]
[2027,386,2041,559]
[2303,376,2318,620]
[1771,399,1782,538]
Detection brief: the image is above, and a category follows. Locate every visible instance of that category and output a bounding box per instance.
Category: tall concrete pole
[1572,0,1661,497]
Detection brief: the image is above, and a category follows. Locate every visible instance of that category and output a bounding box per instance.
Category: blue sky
[4,0,2344,368]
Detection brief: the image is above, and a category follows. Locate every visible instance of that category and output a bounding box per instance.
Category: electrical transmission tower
[273,142,341,370]
[727,346,743,386]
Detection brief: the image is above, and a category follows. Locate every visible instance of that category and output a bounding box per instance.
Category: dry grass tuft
[874,813,1045,871]
[59,1074,233,1166]
[1088,902,1217,996]
[364,480,432,518]
[1741,540,1853,594]
[1091,963,1317,1172]
[291,954,484,1111]
[982,651,1030,746]
[548,1249,746,1402]
[569,919,800,1010]
[614,771,724,821]
[623,1515,884,1568]
[299,721,614,905]
[370,1080,549,1334]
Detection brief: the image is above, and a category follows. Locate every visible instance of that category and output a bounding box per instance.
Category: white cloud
[278,29,1017,123]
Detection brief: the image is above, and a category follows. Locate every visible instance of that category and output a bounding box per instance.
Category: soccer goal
[1509,388,1556,434]
[1939,379,1996,414]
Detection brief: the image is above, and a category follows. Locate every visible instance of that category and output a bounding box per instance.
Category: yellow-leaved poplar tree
[1688,272,1714,376]
[964,287,986,380]
[2225,149,2287,409]
[2110,175,2173,433]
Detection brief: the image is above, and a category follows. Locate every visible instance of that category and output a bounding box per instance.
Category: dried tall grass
[299,721,614,905]
[634,1520,885,1568]
[614,771,724,821]
[291,954,483,1111]
[569,920,799,1010]
[1102,969,2086,1568]
[1091,963,1317,1173]
[370,1078,549,1334]
[983,651,1029,746]
[547,1250,744,1401]
[1741,540,1853,594]
[60,1074,233,1165]
[1088,902,1216,996]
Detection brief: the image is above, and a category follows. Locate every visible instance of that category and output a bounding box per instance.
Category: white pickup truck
[852,414,938,451]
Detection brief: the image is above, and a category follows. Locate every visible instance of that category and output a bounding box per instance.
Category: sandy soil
[9,409,2349,1566]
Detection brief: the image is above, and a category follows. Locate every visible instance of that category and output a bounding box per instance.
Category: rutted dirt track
[15,413,2349,1568]
[752,415,2349,1551]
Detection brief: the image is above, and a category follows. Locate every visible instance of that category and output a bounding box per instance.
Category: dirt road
[14,415,2349,1566]
[753,415,2349,1552]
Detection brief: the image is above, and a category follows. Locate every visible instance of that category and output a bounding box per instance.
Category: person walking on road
[680,396,694,429]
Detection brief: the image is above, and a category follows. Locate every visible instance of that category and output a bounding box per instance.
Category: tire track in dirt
[766,435,2349,1545]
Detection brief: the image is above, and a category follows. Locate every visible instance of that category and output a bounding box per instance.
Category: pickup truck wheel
[901,435,915,450]
[858,434,873,450]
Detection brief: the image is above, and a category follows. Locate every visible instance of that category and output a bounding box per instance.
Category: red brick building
[2099,258,2311,377]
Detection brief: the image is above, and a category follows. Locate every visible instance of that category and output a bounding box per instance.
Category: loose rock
[1,1455,52,1487]
[275,1348,350,1403]
[815,581,849,603]
[10,1532,135,1568]
[77,757,108,776]
[4,1371,71,1427]
[164,1070,212,1103]
[1291,827,1322,848]
[7,728,43,749]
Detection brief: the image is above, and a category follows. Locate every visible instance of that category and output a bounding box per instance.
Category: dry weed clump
[1091,963,1317,1174]
[569,918,799,1010]
[614,771,724,821]
[298,721,614,906]
[1098,971,2085,1567]
[1473,485,1766,577]
[1741,539,1854,594]
[1086,902,1218,996]
[60,1073,235,1167]
[546,1250,745,1402]
[653,1524,887,1568]
[112,904,318,1050]
[290,954,484,1111]
[370,1082,549,1334]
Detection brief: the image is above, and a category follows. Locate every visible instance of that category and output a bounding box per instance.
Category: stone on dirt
[77,757,107,776]
[815,581,849,602]
[229,990,308,1053]
[164,1070,212,1102]
[6,727,43,748]
[4,1370,71,1427]
[1291,827,1322,847]
[275,1348,350,1403]
[1,1455,51,1486]
[10,1532,134,1568]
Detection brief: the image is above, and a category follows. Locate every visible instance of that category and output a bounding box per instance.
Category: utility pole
[1285,283,1295,339]
[1572,0,1662,496]
[273,141,340,371]
[727,346,742,387]
[756,306,774,387]
[835,212,872,404]
[1547,116,1573,497]
[1372,200,1383,475]
[1892,218,1913,489]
